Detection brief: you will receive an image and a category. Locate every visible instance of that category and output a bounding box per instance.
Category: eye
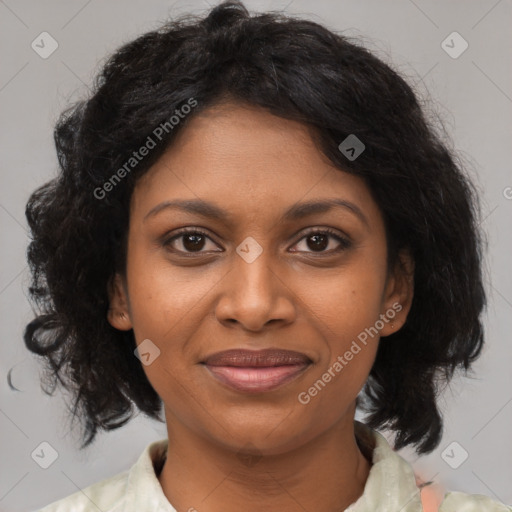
[290,228,352,254]
[162,228,221,254]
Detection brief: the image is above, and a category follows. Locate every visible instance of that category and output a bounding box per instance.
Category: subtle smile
[201,348,312,393]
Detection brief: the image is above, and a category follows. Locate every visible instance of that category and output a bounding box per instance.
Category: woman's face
[108,101,413,455]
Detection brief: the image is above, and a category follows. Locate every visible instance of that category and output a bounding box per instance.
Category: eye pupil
[183,234,205,251]
[307,234,328,251]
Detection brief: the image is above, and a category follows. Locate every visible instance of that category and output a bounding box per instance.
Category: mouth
[201,348,312,393]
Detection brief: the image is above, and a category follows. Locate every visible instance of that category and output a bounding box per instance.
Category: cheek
[126,245,215,340]
[123,253,205,413]
[304,251,387,339]
[298,251,386,395]
[122,248,204,392]
[296,281,381,430]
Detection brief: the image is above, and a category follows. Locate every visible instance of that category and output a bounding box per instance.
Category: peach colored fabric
[416,477,445,512]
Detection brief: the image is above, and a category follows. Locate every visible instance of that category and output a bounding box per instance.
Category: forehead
[131,102,382,229]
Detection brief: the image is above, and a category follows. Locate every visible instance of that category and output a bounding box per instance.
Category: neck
[158,414,373,512]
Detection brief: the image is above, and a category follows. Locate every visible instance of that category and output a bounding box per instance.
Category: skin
[108,101,414,512]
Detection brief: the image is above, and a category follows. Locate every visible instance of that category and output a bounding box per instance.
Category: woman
[24,1,510,510]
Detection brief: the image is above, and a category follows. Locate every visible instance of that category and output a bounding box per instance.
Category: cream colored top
[38,422,510,512]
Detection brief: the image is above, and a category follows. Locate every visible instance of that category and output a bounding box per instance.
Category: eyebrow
[143,197,369,227]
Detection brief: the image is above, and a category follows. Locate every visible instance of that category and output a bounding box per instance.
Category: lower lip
[203,364,310,393]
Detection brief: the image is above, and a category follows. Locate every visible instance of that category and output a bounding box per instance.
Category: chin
[210,417,315,457]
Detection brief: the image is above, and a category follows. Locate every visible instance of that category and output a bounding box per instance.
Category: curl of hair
[24,0,486,453]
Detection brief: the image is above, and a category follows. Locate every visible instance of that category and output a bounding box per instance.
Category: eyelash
[162,227,352,256]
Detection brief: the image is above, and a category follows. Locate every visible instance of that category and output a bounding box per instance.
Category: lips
[203,348,312,367]
[201,349,312,393]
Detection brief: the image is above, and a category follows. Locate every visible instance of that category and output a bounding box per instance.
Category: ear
[107,273,133,331]
[379,248,414,337]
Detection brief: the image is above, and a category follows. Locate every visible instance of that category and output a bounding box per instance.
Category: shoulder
[36,438,169,512]
[37,469,129,512]
[439,491,512,511]
[355,423,511,512]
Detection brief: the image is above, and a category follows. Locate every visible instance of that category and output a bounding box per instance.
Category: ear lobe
[380,249,415,337]
[107,273,133,331]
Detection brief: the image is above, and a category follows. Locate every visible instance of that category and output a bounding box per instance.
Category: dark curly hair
[23,0,486,454]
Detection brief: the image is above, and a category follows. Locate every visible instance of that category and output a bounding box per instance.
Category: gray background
[0,1,511,511]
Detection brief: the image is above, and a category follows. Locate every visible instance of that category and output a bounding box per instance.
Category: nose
[214,245,297,332]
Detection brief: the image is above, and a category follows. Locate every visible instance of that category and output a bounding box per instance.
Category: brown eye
[306,233,329,251]
[181,233,206,251]
[163,229,221,254]
[290,228,352,254]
